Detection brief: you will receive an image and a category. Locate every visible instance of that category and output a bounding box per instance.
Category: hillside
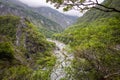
[76,0,120,23]
[52,0,120,79]
[0,0,78,37]
[0,0,120,80]
[0,0,63,37]
[0,15,56,80]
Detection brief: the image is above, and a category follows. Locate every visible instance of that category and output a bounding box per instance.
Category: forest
[0,0,120,80]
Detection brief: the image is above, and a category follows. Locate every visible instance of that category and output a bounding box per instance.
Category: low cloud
[18,0,104,16]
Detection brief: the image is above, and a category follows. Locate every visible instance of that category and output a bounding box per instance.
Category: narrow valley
[0,0,120,80]
[48,39,73,80]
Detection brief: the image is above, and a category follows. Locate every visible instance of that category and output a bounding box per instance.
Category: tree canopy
[46,0,120,12]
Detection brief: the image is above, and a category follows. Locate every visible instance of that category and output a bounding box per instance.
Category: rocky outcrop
[0,15,54,66]
[0,15,56,80]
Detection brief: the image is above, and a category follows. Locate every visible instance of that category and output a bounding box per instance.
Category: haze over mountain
[0,0,78,37]
[18,0,104,16]
[32,7,78,28]
[18,0,83,16]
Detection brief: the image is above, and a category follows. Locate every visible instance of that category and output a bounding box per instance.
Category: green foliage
[0,15,20,40]
[0,0,63,34]
[30,52,56,80]
[1,66,32,80]
[25,21,55,52]
[47,0,120,13]
[63,5,73,11]
[0,15,56,80]
[37,53,56,68]
[0,42,14,61]
[39,27,57,38]
[31,69,51,80]
[53,17,120,80]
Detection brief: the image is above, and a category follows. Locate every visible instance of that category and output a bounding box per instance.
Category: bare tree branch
[104,70,120,79]
[96,3,120,12]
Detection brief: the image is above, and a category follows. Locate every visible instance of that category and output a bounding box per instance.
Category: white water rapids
[48,39,74,80]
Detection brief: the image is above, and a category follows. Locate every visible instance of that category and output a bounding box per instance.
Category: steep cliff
[0,15,56,80]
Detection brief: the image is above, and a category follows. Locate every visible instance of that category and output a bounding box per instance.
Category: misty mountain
[33,7,78,28]
[0,0,64,34]
[0,0,78,33]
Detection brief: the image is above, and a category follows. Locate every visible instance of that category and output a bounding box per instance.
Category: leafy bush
[0,15,20,40]
[1,66,32,80]
[0,42,14,61]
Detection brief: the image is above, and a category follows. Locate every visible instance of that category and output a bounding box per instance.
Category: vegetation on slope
[0,15,56,80]
[76,0,120,24]
[39,26,60,38]
[52,0,120,79]
[53,17,120,80]
[0,0,63,37]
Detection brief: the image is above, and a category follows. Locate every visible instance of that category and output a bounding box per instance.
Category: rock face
[0,15,55,80]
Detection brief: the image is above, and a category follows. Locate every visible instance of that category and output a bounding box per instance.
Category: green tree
[46,0,120,12]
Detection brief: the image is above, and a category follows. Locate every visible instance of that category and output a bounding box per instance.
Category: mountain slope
[76,0,120,23]
[52,0,120,80]
[0,0,78,35]
[0,0,63,37]
[33,7,78,28]
[0,15,56,80]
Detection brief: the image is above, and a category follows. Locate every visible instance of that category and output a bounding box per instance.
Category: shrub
[0,42,14,61]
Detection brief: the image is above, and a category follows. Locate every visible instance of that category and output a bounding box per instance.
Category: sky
[18,0,104,16]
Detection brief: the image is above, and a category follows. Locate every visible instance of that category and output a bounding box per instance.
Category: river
[48,39,74,80]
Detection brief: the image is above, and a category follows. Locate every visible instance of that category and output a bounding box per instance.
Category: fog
[18,0,104,16]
